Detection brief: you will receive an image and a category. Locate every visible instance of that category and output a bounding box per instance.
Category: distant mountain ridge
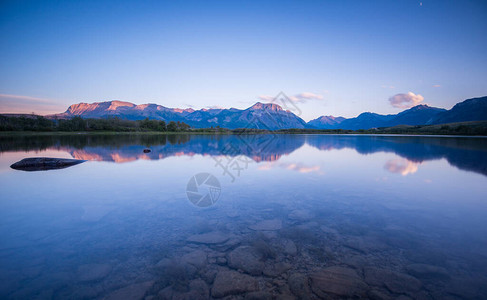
[427,96,487,125]
[48,96,487,130]
[312,104,447,130]
[308,116,346,128]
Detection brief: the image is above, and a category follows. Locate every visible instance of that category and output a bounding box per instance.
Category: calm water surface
[0,134,486,299]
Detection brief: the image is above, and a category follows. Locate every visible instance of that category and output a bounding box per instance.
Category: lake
[0,134,486,299]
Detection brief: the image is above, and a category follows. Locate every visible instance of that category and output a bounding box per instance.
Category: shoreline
[1,131,486,137]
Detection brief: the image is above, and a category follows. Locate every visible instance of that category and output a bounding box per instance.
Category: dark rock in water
[367,288,395,300]
[281,239,297,256]
[10,157,85,171]
[157,279,209,299]
[288,209,314,221]
[186,231,230,244]
[249,219,282,231]
[211,270,258,298]
[364,267,422,295]
[288,273,312,299]
[143,148,151,153]
[201,269,218,284]
[77,263,112,282]
[245,291,273,300]
[202,269,217,284]
[263,262,292,277]
[310,266,367,297]
[227,246,265,275]
[105,281,154,300]
[406,263,449,280]
[180,250,207,269]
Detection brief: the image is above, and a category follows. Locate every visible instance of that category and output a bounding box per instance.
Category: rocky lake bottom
[2,196,486,300]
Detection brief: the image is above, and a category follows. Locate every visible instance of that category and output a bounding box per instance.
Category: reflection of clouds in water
[258,162,321,174]
[384,158,420,176]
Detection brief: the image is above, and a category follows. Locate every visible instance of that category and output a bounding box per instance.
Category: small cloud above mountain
[206,105,224,109]
[258,95,275,102]
[259,92,324,104]
[293,92,324,102]
[389,92,424,109]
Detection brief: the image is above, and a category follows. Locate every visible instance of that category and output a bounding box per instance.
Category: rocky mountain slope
[49,96,487,130]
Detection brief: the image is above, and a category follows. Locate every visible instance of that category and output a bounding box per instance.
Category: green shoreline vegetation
[1,115,487,136]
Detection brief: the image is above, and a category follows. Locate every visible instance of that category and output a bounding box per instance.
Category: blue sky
[1,0,486,120]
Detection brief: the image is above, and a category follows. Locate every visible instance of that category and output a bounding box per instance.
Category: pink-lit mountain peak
[107,100,135,110]
[66,100,134,114]
[134,103,161,110]
[173,108,195,113]
[249,102,283,111]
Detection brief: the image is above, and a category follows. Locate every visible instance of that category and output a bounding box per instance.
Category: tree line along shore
[1,115,486,136]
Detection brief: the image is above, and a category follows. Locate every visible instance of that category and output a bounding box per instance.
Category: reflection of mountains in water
[305,135,487,177]
[0,134,305,164]
[67,135,303,163]
[1,134,486,176]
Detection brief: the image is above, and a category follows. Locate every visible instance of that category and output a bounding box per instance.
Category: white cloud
[388,92,424,109]
[0,93,53,103]
[294,92,324,101]
[0,94,66,115]
[259,92,324,104]
[290,92,324,103]
[432,84,441,88]
[258,95,275,102]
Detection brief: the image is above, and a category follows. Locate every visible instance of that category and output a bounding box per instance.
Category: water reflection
[384,158,420,176]
[1,134,487,299]
[2,134,487,176]
[258,162,322,174]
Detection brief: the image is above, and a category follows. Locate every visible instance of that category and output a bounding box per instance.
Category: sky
[1,0,486,121]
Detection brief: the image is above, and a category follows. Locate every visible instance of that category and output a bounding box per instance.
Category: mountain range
[49,96,487,130]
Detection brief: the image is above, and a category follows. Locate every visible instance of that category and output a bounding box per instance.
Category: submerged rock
[288,209,314,221]
[181,250,207,269]
[406,263,449,280]
[216,257,227,265]
[367,288,395,300]
[187,232,230,244]
[249,219,282,231]
[10,157,85,171]
[364,267,422,295]
[310,266,367,297]
[105,281,153,300]
[288,273,311,299]
[77,263,112,282]
[227,246,265,275]
[281,239,297,256]
[263,262,292,277]
[157,279,209,300]
[211,270,258,298]
[245,291,273,300]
